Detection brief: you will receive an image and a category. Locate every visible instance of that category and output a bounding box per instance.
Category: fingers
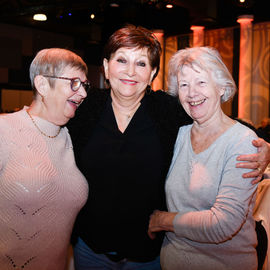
[251,176,262,185]
[236,161,260,169]
[259,161,269,172]
[236,153,258,162]
[242,170,260,179]
[252,138,264,148]
[148,210,158,240]
[147,229,156,240]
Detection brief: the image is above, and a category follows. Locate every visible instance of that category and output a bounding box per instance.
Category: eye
[179,82,188,88]
[199,81,207,86]
[137,61,146,67]
[116,58,126,64]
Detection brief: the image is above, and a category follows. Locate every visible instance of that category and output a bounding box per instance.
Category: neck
[190,112,235,154]
[193,110,234,134]
[26,109,61,138]
[28,100,50,121]
[112,100,141,117]
[28,100,64,126]
[110,91,143,133]
[110,90,144,111]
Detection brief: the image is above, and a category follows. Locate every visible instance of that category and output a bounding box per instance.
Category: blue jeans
[73,237,161,270]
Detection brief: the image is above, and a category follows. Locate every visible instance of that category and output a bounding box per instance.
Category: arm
[236,138,270,183]
[148,210,176,240]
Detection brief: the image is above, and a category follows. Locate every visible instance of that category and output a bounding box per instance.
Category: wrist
[160,212,177,232]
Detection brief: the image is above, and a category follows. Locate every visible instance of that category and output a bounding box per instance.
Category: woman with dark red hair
[67,25,270,270]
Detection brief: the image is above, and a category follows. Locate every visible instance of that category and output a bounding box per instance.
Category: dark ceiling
[1,0,269,44]
[0,0,269,67]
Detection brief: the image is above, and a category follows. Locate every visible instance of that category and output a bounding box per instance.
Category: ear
[103,58,109,79]
[219,87,226,97]
[149,68,157,83]
[34,75,50,98]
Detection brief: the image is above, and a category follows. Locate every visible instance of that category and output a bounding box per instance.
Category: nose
[77,85,87,98]
[187,85,196,97]
[126,63,136,77]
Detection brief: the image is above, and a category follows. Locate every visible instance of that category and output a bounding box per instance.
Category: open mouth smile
[189,99,206,106]
[68,99,83,107]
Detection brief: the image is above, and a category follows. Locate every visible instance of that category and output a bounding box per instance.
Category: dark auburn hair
[103,24,162,80]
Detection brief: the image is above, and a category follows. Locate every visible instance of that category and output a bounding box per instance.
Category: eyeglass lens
[43,75,90,92]
[71,78,82,91]
[71,78,90,92]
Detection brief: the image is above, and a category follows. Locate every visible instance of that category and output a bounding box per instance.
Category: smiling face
[40,66,88,125]
[103,47,156,101]
[178,65,225,125]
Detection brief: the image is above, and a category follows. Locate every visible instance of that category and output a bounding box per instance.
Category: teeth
[190,100,205,106]
[68,100,81,106]
[70,100,79,104]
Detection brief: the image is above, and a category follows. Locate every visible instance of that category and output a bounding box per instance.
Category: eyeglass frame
[42,75,91,92]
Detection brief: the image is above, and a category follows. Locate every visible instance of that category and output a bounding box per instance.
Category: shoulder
[175,124,192,143]
[233,122,258,140]
[0,111,23,155]
[147,90,178,106]
[0,110,23,129]
[78,88,109,113]
[224,122,258,155]
[67,88,109,129]
[145,90,192,126]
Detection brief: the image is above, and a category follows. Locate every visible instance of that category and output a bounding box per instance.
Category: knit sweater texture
[161,122,258,270]
[0,108,88,270]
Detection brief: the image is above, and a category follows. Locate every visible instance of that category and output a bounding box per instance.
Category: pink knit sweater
[0,108,89,270]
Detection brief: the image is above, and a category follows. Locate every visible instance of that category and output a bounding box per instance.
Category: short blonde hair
[29,48,88,95]
[167,46,236,103]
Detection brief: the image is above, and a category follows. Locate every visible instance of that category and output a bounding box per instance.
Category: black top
[67,88,191,262]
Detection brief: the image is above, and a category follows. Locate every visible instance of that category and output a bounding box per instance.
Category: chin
[55,115,71,126]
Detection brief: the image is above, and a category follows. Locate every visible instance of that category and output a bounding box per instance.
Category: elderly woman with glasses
[0,48,89,270]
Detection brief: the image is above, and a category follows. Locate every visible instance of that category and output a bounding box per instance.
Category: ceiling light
[33,14,47,21]
[166,4,173,8]
[110,2,120,7]
[90,13,95,19]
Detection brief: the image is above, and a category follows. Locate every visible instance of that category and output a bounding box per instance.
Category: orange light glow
[153,31,164,39]
[190,25,205,47]
[190,26,205,31]
[152,30,164,91]
[237,15,254,120]
[237,15,253,24]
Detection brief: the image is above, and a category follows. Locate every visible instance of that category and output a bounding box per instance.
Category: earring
[146,85,152,95]
[104,79,110,89]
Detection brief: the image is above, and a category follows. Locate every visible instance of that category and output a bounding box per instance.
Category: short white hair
[167,46,236,103]
[29,48,88,95]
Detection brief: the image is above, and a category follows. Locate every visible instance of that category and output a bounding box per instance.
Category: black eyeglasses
[43,75,91,92]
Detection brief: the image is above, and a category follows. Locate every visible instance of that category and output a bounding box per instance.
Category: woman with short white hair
[148,46,259,270]
[0,48,89,270]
